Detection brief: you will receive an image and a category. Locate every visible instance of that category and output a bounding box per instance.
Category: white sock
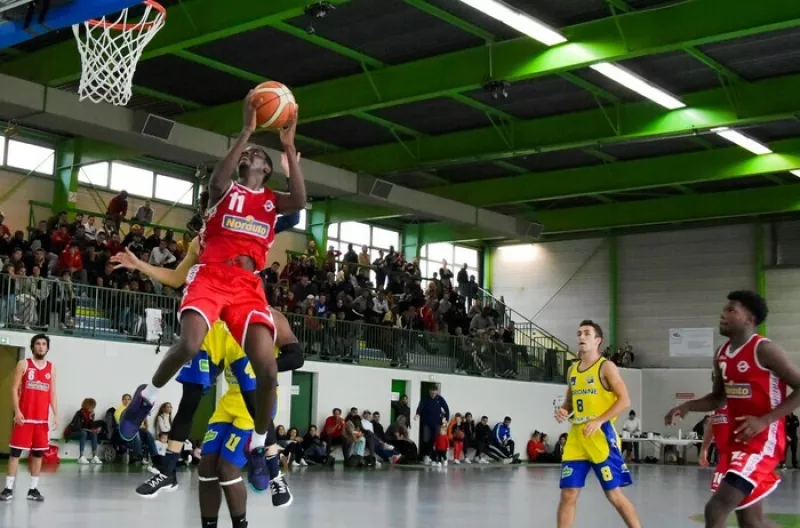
[29,477,39,490]
[141,384,160,404]
[5,476,15,490]
[250,432,267,449]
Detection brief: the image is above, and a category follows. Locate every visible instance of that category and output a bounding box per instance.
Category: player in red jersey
[699,401,729,493]
[119,91,306,493]
[665,290,800,528]
[0,334,57,503]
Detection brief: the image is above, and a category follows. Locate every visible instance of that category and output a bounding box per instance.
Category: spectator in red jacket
[321,408,346,456]
[527,431,547,462]
[50,225,71,255]
[57,243,87,283]
[106,190,128,230]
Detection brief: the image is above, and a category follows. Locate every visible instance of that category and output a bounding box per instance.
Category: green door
[390,379,407,423]
[191,389,216,445]
[290,372,314,433]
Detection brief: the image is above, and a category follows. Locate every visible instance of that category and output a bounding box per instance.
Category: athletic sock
[231,513,247,528]
[141,384,160,404]
[265,455,279,480]
[201,517,218,528]
[29,477,39,490]
[5,476,15,490]
[250,432,267,449]
[162,450,180,476]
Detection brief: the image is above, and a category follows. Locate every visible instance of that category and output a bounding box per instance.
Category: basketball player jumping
[666,290,800,528]
[0,334,57,502]
[111,189,303,502]
[555,320,640,528]
[119,91,306,491]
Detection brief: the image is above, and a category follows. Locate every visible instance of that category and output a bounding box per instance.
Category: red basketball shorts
[725,449,781,510]
[9,422,50,451]
[180,263,276,346]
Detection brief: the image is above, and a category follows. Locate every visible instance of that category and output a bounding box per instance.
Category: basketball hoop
[72,0,166,106]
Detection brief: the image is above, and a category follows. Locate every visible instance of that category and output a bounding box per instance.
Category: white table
[622,437,703,463]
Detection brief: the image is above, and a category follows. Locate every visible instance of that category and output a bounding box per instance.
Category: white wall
[0,329,183,439]
[492,238,610,347]
[640,368,712,434]
[619,225,755,368]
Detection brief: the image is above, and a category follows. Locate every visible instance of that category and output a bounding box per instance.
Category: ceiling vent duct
[138,113,175,141]
[358,174,394,200]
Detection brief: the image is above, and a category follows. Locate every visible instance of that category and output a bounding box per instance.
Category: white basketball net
[72,2,166,106]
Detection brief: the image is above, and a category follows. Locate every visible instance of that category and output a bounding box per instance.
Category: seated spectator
[488,416,520,463]
[473,415,492,464]
[527,432,547,463]
[57,243,87,283]
[50,225,71,255]
[371,411,385,442]
[156,402,172,436]
[321,408,347,456]
[133,200,154,225]
[301,425,332,466]
[150,239,176,267]
[83,215,97,241]
[346,426,367,468]
[64,398,103,464]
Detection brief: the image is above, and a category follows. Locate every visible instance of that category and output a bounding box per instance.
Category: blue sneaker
[119,384,154,442]
[247,447,269,493]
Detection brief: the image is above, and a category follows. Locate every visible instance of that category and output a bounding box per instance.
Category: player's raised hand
[554,407,570,423]
[242,89,258,133]
[734,415,768,442]
[280,104,298,148]
[109,247,141,271]
[664,405,686,426]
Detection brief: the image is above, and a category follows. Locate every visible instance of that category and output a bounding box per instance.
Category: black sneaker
[136,472,178,498]
[0,488,12,502]
[26,489,44,502]
[270,472,293,508]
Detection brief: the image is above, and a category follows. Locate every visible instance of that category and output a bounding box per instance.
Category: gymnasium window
[78,162,110,187]
[5,139,55,175]
[0,138,5,166]
[110,162,154,198]
[155,174,194,205]
[326,221,400,284]
[421,242,479,284]
[276,208,307,233]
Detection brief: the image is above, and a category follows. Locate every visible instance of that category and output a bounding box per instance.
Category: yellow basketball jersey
[569,358,617,425]
[203,320,231,368]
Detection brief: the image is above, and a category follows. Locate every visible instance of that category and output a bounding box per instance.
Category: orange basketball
[252,81,297,129]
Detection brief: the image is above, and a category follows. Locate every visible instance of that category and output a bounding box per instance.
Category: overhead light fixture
[712,127,772,155]
[457,0,566,46]
[790,170,800,178]
[590,62,685,110]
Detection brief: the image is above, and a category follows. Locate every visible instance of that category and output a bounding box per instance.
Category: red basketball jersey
[19,359,53,423]
[717,334,786,457]
[711,405,729,455]
[200,182,278,271]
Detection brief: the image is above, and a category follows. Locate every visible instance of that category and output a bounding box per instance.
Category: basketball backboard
[0,0,140,49]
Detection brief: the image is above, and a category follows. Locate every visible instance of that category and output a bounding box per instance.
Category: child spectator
[64,398,103,464]
[527,432,547,462]
[433,424,450,467]
[448,413,467,464]
[156,402,172,436]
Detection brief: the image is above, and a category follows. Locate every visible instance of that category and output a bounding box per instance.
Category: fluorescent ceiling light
[457,0,566,46]
[790,170,800,178]
[711,127,773,155]
[590,62,685,110]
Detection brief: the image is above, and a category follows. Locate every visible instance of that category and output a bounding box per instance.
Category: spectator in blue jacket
[488,416,520,463]
[415,385,450,463]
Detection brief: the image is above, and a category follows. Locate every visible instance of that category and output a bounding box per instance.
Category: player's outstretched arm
[665,354,726,425]
[208,91,258,203]
[110,238,199,288]
[274,110,306,214]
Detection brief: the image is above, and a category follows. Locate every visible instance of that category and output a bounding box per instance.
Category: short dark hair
[579,319,604,339]
[30,334,49,350]
[728,290,768,326]
[504,416,511,422]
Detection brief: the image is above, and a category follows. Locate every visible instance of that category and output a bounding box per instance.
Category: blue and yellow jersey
[560,357,632,491]
[176,320,229,389]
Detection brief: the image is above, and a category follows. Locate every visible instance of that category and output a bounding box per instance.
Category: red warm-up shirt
[527,440,546,461]
[322,416,344,438]
[107,195,128,217]
[58,249,83,272]
[434,434,450,451]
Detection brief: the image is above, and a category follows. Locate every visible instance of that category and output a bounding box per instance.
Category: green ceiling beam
[173,50,265,83]
[131,86,206,110]
[313,73,800,173]
[402,0,496,42]
[178,0,800,132]
[268,21,386,69]
[423,138,800,206]
[534,184,800,234]
[0,0,351,85]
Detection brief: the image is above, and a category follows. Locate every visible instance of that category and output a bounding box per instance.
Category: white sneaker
[291,461,300,467]
[423,456,431,465]
[479,458,489,464]
[464,458,471,464]
[443,460,448,467]
[375,459,382,468]
[78,456,90,465]
[433,461,441,467]
[146,464,160,475]
[300,459,307,466]
[91,456,103,465]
